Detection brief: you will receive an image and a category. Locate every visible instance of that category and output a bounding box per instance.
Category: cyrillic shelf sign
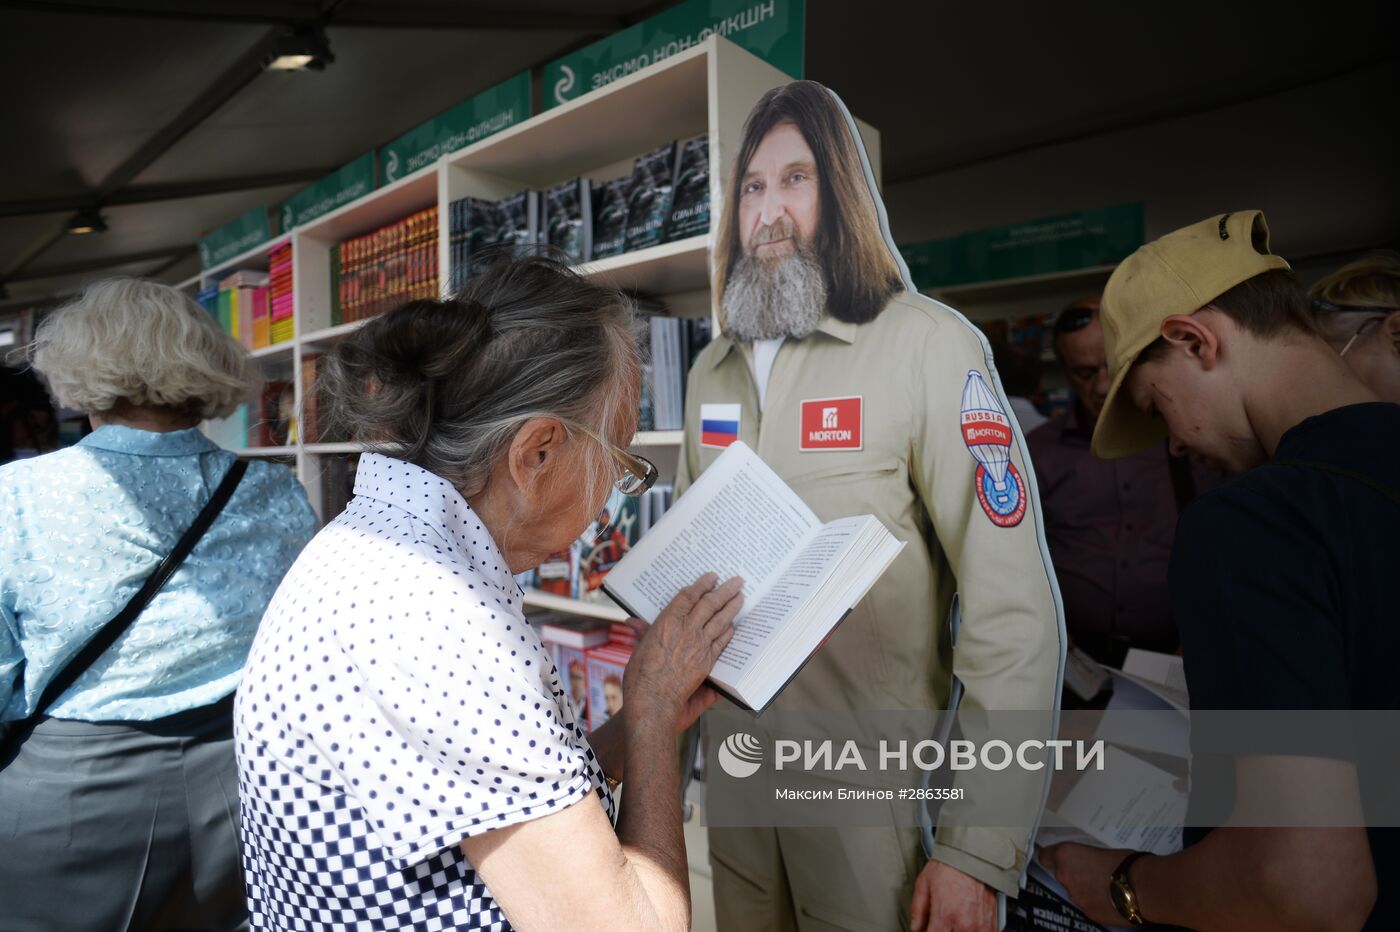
[543,0,804,111]
[900,203,1146,291]
[198,205,272,269]
[379,72,532,185]
[278,152,377,232]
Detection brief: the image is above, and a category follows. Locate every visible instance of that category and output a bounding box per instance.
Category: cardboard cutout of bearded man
[678,80,1066,931]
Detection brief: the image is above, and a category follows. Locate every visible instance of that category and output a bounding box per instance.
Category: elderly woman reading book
[235,251,742,931]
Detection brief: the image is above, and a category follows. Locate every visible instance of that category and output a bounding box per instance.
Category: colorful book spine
[252,285,269,349]
[269,242,294,344]
[300,353,320,445]
[332,205,439,325]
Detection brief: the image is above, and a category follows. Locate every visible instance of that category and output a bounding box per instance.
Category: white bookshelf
[231,445,297,457]
[521,588,628,622]
[200,37,881,618]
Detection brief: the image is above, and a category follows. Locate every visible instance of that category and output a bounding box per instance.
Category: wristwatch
[1109,851,1151,926]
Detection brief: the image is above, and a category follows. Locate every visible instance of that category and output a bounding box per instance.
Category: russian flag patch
[700,403,741,448]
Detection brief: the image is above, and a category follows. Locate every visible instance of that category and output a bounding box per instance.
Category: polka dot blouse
[235,453,614,931]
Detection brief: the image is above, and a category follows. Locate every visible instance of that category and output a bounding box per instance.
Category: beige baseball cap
[1091,210,1291,459]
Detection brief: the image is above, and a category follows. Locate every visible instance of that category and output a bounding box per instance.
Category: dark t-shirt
[1172,403,1400,931]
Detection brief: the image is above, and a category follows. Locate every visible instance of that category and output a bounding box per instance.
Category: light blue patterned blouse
[0,425,317,725]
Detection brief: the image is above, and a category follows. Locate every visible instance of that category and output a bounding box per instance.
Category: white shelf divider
[300,319,368,346]
[250,341,295,361]
[522,588,628,622]
[632,430,684,447]
[303,442,366,455]
[233,445,297,457]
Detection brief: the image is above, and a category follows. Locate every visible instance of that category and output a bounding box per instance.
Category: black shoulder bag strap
[11,459,248,740]
[1270,458,1400,510]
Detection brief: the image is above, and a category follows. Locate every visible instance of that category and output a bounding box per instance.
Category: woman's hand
[623,573,743,732]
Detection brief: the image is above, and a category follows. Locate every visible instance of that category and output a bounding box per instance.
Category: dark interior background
[1,0,1395,311]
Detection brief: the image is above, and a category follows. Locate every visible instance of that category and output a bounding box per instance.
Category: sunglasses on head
[1311,299,1397,315]
[1054,305,1095,335]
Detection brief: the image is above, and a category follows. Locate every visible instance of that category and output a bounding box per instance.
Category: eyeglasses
[566,421,658,544]
[1336,316,1383,358]
[1310,300,1392,358]
[1310,299,1398,315]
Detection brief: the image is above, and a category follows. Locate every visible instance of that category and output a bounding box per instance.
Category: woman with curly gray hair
[0,277,316,931]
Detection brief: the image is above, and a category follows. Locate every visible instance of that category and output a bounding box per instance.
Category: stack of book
[215,270,269,351]
[331,205,439,326]
[446,133,709,283]
[535,615,636,732]
[447,191,541,285]
[196,271,269,350]
[594,134,709,260]
[269,242,294,344]
[640,315,710,431]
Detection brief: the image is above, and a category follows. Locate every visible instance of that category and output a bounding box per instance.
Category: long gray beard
[722,247,828,342]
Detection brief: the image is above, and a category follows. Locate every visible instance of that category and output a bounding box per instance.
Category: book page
[711,517,865,681]
[1053,746,1185,856]
[604,442,820,621]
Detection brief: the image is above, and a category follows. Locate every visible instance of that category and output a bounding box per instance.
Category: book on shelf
[665,134,709,242]
[538,616,613,651]
[269,242,295,344]
[332,206,438,325]
[591,177,630,259]
[300,353,321,446]
[544,178,592,264]
[256,379,295,447]
[496,190,540,255]
[585,639,632,732]
[624,141,677,253]
[534,543,582,598]
[640,314,709,431]
[516,486,674,599]
[319,453,360,522]
[601,441,905,713]
[579,496,640,593]
[298,352,347,446]
[448,196,501,285]
[555,643,591,723]
[205,270,270,351]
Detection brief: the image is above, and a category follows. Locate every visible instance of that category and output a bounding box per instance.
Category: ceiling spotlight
[263,26,334,72]
[66,208,108,235]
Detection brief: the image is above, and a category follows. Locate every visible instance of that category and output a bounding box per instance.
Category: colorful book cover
[586,642,632,732]
[665,134,709,242]
[624,141,677,253]
[590,178,629,259]
[580,496,639,592]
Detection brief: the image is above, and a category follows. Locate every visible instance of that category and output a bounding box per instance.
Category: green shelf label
[379,72,532,184]
[278,152,377,231]
[198,205,272,269]
[543,0,804,111]
[900,204,1146,291]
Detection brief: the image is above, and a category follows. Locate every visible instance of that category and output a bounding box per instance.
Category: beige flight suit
[678,290,1065,931]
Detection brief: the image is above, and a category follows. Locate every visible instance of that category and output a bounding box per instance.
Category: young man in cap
[1042,211,1398,930]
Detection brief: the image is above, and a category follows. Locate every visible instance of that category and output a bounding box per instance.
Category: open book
[602,442,905,712]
